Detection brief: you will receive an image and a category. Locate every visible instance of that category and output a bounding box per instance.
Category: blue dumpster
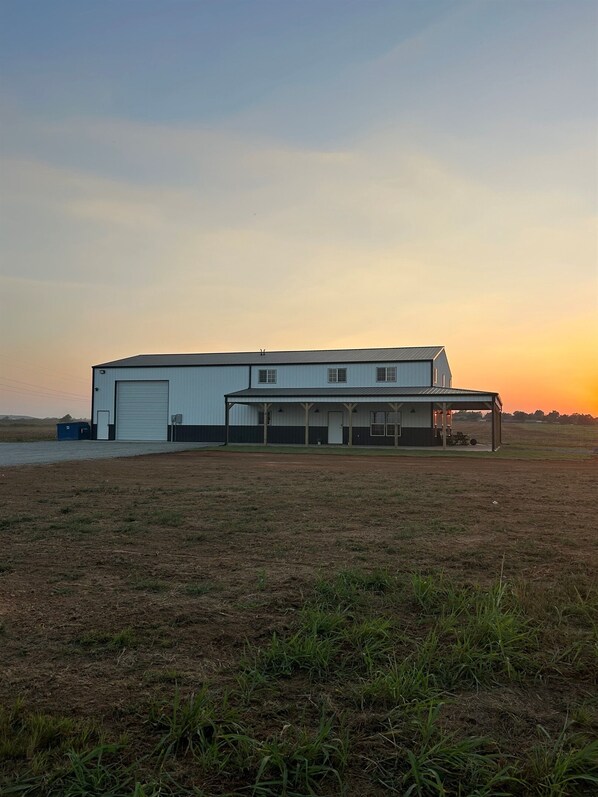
[56,422,91,440]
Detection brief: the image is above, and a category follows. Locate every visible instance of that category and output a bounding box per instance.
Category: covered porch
[224,387,503,451]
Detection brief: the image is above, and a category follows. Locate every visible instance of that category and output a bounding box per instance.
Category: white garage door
[116,381,169,441]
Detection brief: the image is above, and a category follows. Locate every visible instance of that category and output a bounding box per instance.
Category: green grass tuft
[373,703,514,796]
[73,628,136,652]
[250,714,349,796]
[149,687,247,771]
[522,724,598,796]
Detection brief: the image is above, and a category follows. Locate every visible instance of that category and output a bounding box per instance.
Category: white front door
[328,411,343,444]
[97,410,109,440]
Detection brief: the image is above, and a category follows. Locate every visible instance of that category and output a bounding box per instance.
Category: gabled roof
[94,346,445,368]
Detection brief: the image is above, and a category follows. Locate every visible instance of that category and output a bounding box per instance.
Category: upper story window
[376,366,397,383]
[328,367,347,383]
[434,367,438,385]
[258,369,277,384]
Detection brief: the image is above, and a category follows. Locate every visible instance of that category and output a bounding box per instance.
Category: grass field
[1,431,597,794]
[0,419,89,443]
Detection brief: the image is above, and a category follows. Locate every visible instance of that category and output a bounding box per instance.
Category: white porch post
[262,402,272,445]
[388,402,403,448]
[343,403,357,446]
[225,401,235,445]
[300,402,313,446]
[442,402,447,449]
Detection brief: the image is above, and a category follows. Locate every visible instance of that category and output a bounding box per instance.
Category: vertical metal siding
[94,366,250,426]
[250,361,430,388]
[93,366,437,431]
[433,350,452,387]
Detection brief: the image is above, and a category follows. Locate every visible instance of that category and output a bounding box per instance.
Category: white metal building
[91,346,502,450]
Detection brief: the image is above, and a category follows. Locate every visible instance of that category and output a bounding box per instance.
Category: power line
[0,384,89,403]
[0,353,90,386]
[0,377,89,400]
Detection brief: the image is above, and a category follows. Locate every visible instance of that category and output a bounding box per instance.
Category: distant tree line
[452,410,598,426]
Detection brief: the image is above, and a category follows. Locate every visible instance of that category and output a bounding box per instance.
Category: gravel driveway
[0,441,219,466]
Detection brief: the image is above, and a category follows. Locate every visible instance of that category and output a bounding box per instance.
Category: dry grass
[0,437,597,794]
[0,419,90,443]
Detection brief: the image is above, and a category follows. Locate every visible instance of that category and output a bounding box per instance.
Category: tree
[59,414,73,423]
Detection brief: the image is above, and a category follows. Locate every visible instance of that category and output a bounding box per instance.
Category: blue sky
[0,0,596,415]
[1,2,457,127]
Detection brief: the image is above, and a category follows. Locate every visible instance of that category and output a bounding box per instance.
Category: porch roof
[226,386,501,409]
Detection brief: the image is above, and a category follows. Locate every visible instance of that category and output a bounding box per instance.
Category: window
[434,368,438,385]
[370,411,401,437]
[442,373,446,387]
[386,411,401,437]
[258,369,277,384]
[328,367,347,383]
[370,411,386,436]
[258,410,272,425]
[376,366,397,382]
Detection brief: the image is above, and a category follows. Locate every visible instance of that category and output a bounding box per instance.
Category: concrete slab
[0,441,220,467]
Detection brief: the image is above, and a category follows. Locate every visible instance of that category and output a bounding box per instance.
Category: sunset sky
[1,0,596,417]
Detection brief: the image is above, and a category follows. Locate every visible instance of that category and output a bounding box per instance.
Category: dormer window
[328,368,347,383]
[376,366,397,382]
[258,369,277,384]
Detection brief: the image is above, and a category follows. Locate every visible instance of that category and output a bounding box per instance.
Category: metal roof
[94,346,444,369]
[227,386,498,398]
